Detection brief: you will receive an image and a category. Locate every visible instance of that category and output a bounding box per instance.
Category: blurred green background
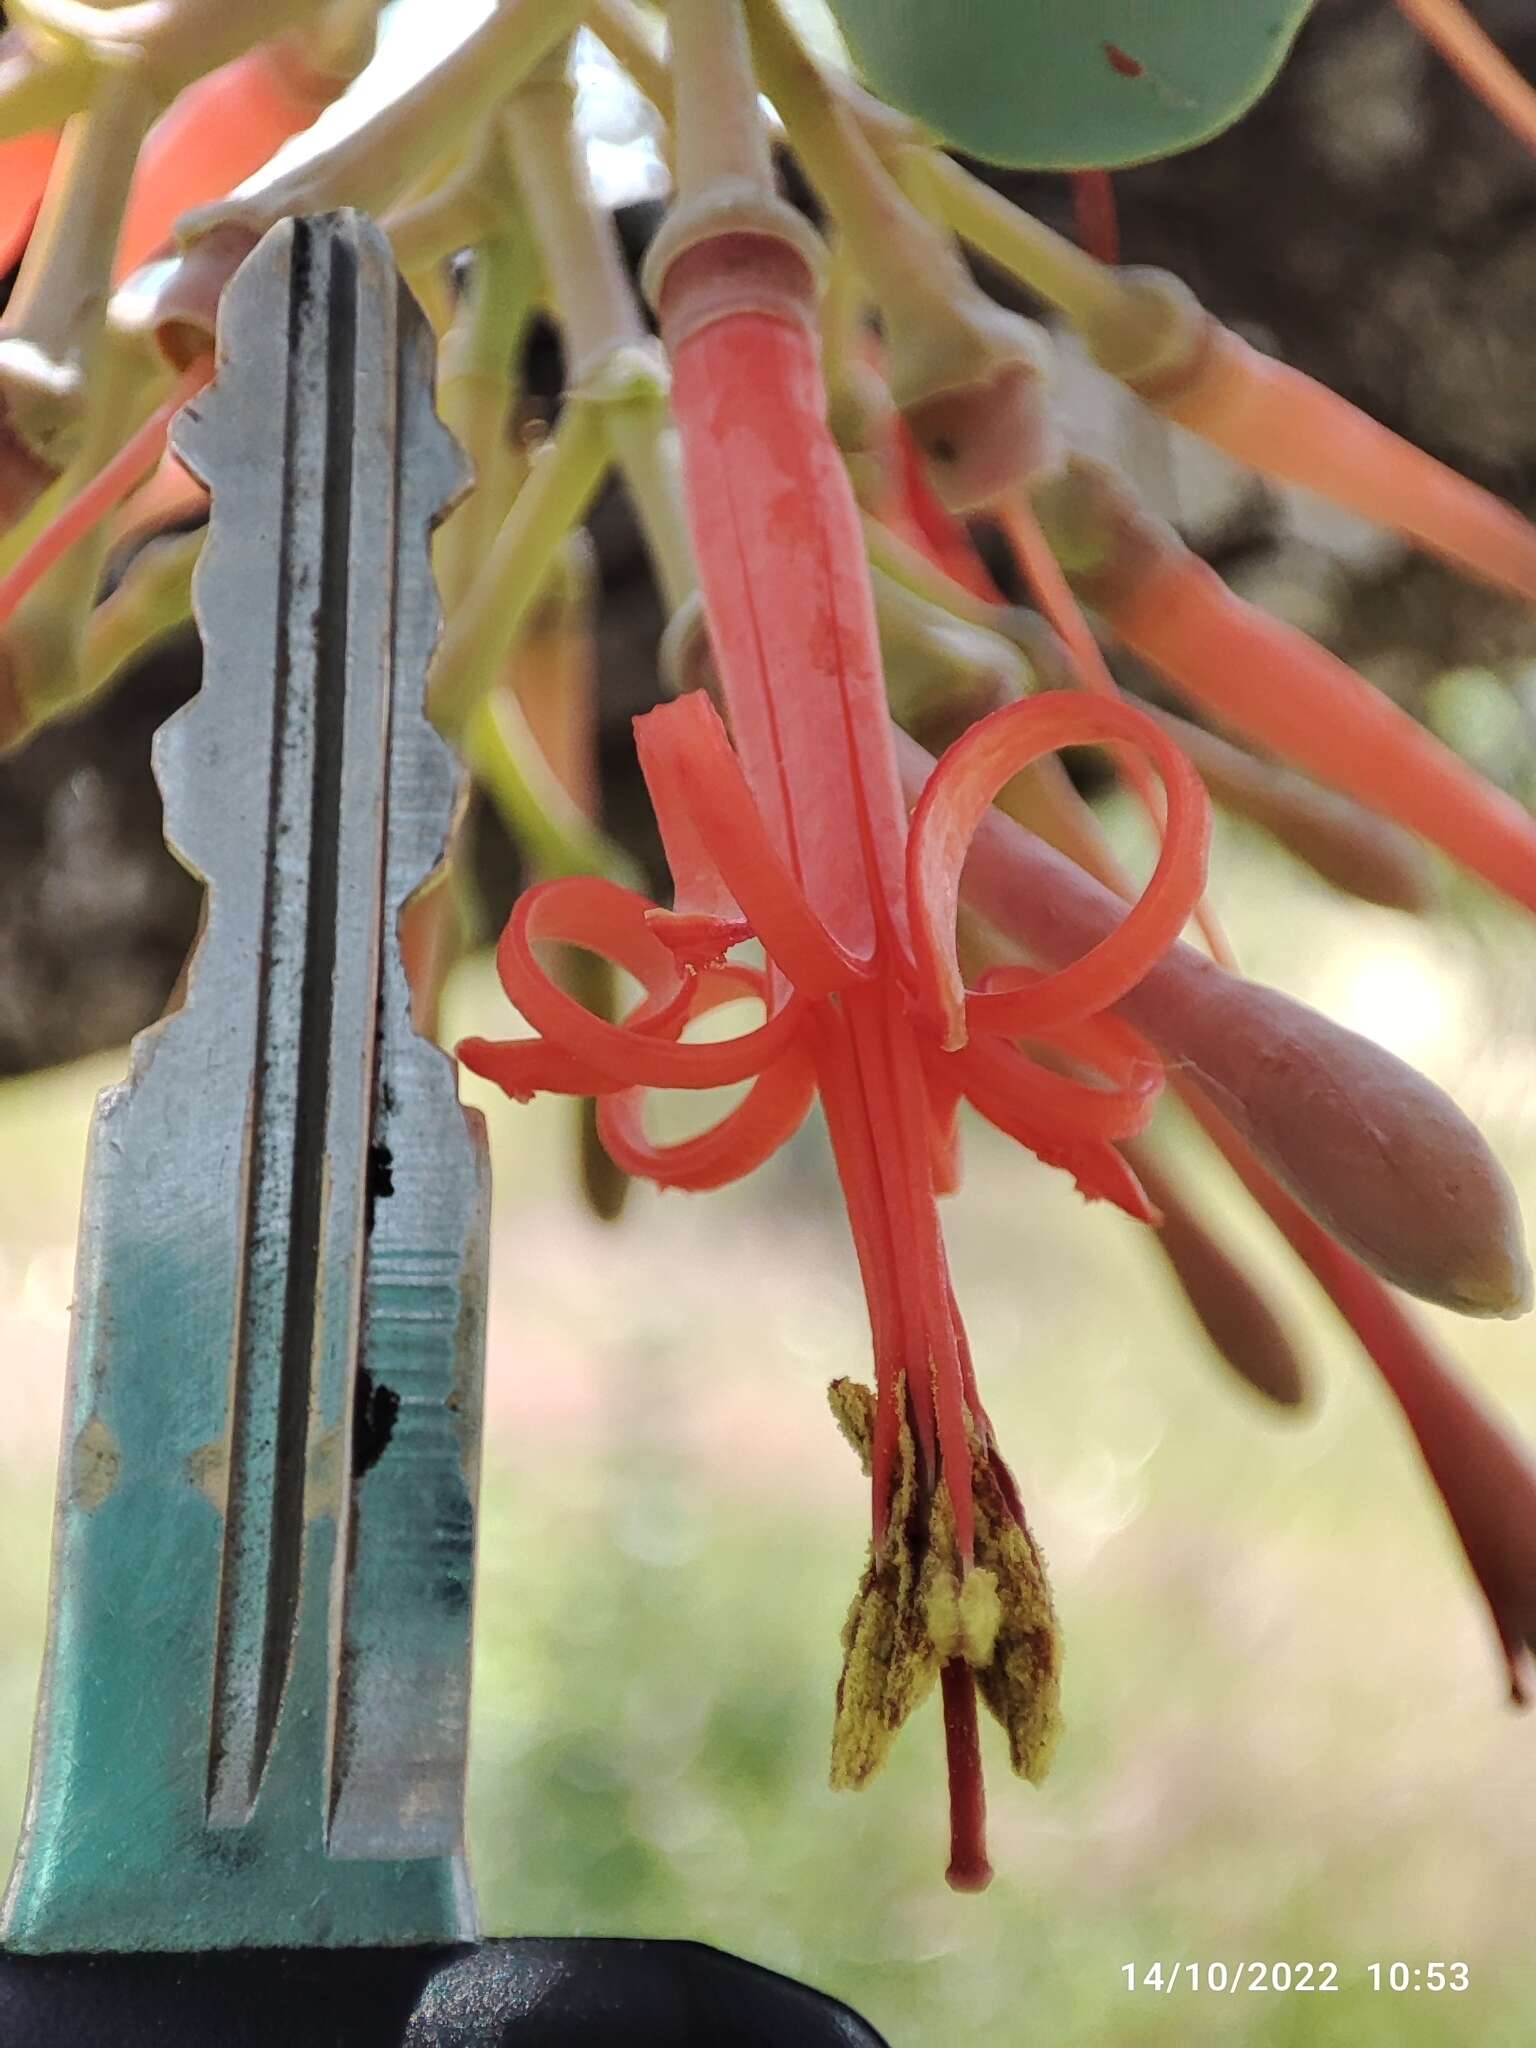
[3,813,1536,2046]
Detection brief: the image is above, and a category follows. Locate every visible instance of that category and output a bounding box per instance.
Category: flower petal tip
[1503,1248,1535,1321]
[454,1036,495,1077]
[1506,1648,1534,1710]
[644,906,754,972]
[450,1040,536,1105]
[1457,1240,1534,1323]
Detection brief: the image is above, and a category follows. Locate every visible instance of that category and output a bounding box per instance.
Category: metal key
[0,210,892,2046]
[2,210,489,1954]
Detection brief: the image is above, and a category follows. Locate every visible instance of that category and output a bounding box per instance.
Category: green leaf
[824,1,1319,168]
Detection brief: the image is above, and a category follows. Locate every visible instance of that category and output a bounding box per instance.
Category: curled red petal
[456,1036,618,1102]
[636,694,868,998]
[908,694,1210,1049]
[924,733,1531,1317]
[496,875,803,1091]
[976,969,1167,1117]
[945,1037,1157,1217]
[954,1031,1161,1144]
[598,1051,816,1190]
[1037,1010,1166,1095]
[632,704,744,928]
[643,908,755,972]
[597,967,817,1190]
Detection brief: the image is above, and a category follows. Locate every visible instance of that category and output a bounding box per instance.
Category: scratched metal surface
[2,213,490,1952]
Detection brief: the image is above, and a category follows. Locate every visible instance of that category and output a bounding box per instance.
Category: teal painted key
[2,212,490,1955]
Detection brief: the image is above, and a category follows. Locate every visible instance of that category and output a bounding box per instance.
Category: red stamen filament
[941,1660,993,1892]
[0,358,212,625]
[1071,169,1120,266]
[892,421,1001,603]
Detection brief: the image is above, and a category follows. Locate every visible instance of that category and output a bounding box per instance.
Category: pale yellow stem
[583,0,673,122]
[504,55,696,609]
[0,66,159,481]
[175,0,584,242]
[429,396,610,735]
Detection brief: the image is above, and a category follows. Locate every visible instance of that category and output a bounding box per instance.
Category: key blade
[3,212,489,1953]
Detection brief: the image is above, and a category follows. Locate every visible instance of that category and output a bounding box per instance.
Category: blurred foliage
[1426,665,1536,807]
[2,828,1536,2044]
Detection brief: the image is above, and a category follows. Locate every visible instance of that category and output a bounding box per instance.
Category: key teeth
[391,729,464,926]
[393,249,473,530]
[155,218,298,890]
[159,211,474,904]
[154,203,473,1048]
[386,252,473,917]
[164,390,213,494]
[167,217,300,490]
[150,513,236,892]
[148,707,192,879]
[169,213,467,517]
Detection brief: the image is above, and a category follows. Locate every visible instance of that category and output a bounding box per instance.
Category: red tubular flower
[1007,463,1536,919]
[1107,544,1536,914]
[461,228,1212,1888]
[0,130,57,278]
[899,727,1536,1698]
[1137,317,1536,606]
[1189,1095,1536,1707]
[114,37,356,283]
[1397,0,1536,159]
[0,357,211,627]
[1076,245,1536,603]
[876,411,1001,605]
[0,34,347,612]
[927,729,1531,1322]
[1120,1135,1309,1409]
